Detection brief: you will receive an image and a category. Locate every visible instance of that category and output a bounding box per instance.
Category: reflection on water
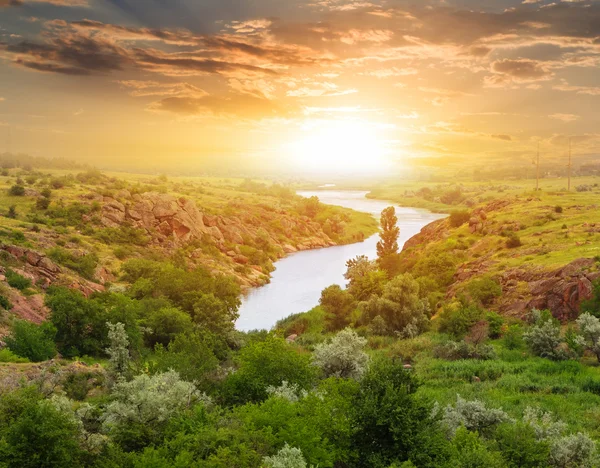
[236,191,445,331]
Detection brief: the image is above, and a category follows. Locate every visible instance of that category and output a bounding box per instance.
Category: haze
[0,0,599,176]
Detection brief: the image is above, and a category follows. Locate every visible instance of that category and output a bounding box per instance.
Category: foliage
[106,322,130,379]
[441,395,511,437]
[319,285,355,332]
[438,301,485,339]
[46,247,99,280]
[360,274,429,336]
[581,280,600,318]
[0,388,84,468]
[0,348,29,363]
[576,312,600,362]
[102,370,208,451]
[150,332,219,388]
[312,328,369,379]
[494,422,550,468]
[143,306,194,348]
[344,255,386,301]
[4,320,57,362]
[466,277,502,306]
[449,210,471,228]
[5,269,32,290]
[8,184,25,196]
[548,432,598,468]
[505,233,522,249]
[523,313,571,361]
[263,444,307,468]
[351,358,451,467]
[376,206,400,275]
[433,340,496,361]
[222,337,317,405]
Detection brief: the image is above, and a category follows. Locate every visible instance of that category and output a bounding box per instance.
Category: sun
[285,119,392,176]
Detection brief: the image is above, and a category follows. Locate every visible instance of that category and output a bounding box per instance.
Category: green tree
[4,320,56,362]
[344,255,386,301]
[319,285,355,331]
[350,359,451,467]
[144,307,194,348]
[376,207,400,275]
[0,389,84,468]
[495,423,550,468]
[223,337,317,405]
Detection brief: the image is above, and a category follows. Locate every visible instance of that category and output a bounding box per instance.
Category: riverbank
[236,191,445,331]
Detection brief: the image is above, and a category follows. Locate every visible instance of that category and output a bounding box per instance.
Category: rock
[234,255,249,265]
[403,364,413,370]
[286,334,298,343]
[472,376,481,383]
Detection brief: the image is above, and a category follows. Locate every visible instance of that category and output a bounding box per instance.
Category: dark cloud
[491,134,512,141]
[149,94,295,119]
[1,0,88,7]
[491,59,549,80]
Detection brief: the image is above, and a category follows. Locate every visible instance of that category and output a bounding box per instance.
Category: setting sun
[286,120,393,175]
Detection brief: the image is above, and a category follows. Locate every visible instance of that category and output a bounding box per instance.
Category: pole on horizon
[568,137,572,192]
[536,142,540,191]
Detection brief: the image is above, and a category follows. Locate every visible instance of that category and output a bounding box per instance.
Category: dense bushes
[4,320,57,362]
[46,247,99,280]
[449,209,471,228]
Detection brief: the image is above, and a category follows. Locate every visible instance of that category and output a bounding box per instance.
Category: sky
[0,0,599,176]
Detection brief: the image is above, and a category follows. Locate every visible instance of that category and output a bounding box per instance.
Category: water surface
[236,191,445,331]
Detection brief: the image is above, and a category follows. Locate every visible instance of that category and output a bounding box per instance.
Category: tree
[319,285,356,331]
[312,328,369,379]
[102,370,207,451]
[576,312,600,362]
[376,207,400,274]
[360,274,429,336]
[106,322,130,379]
[6,205,17,219]
[344,255,386,301]
[8,184,25,196]
[4,320,57,362]
[222,337,317,405]
[351,359,451,467]
[0,389,84,468]
[144,307,193,348]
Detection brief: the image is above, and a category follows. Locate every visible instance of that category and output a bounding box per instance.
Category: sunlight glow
[286,120,393,175]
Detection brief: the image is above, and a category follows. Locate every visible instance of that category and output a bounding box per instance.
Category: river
[235,191,446,331]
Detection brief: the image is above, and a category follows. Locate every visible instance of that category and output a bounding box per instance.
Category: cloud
[148,94,296,119]
[117,80,208,98]
[1,0,88,7]
[549,113,580,122]
[491,134,513,141]
[485,58,553,86]
[553,80,600,95]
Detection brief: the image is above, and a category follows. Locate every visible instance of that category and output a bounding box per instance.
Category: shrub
[102,370,208,451]
[502,324,525,350]
[486,312,504,338]
[5,269,32,290]
[352,359,452,466]
[576,312,600,362]
[312,328,369,379]
[46,247,98,280]
[0,294,12,310]
[433,340,496,361]
[36,197,51,210]
[505,233,522,249]
[449,210,471,228]
[549,433,598,467]
[6,205,17,219]
[467,277,502,306]
[495,422,551,468]
[523,316,571,361]
[554,205,563,214]
[0,348,29,363]
[4,320,57,362]
[8,184,25,196]
[263,444,307,468]
[223,337,317,405]
[438,301,484,339]
[442,395,511,437]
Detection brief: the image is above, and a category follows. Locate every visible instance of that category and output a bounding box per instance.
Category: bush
[4,320,57,362]
[495,422,551,468]
[36,197,51,210]
[554,206,563,214]
[0,348,29,363]
[263,444,307,468]
[505,233,522,249]
[449,210,471,228]
[467,277,502,306]
[523,315,571,361]
[442,395,511,437]
[8,184,25,196]
[46,247,99,280]
[5,269,32,290]
[433,340,496,361]
[223,337,317,405]
[438,301,484,339]
[312,328,369,379]
[0,294,12,310]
